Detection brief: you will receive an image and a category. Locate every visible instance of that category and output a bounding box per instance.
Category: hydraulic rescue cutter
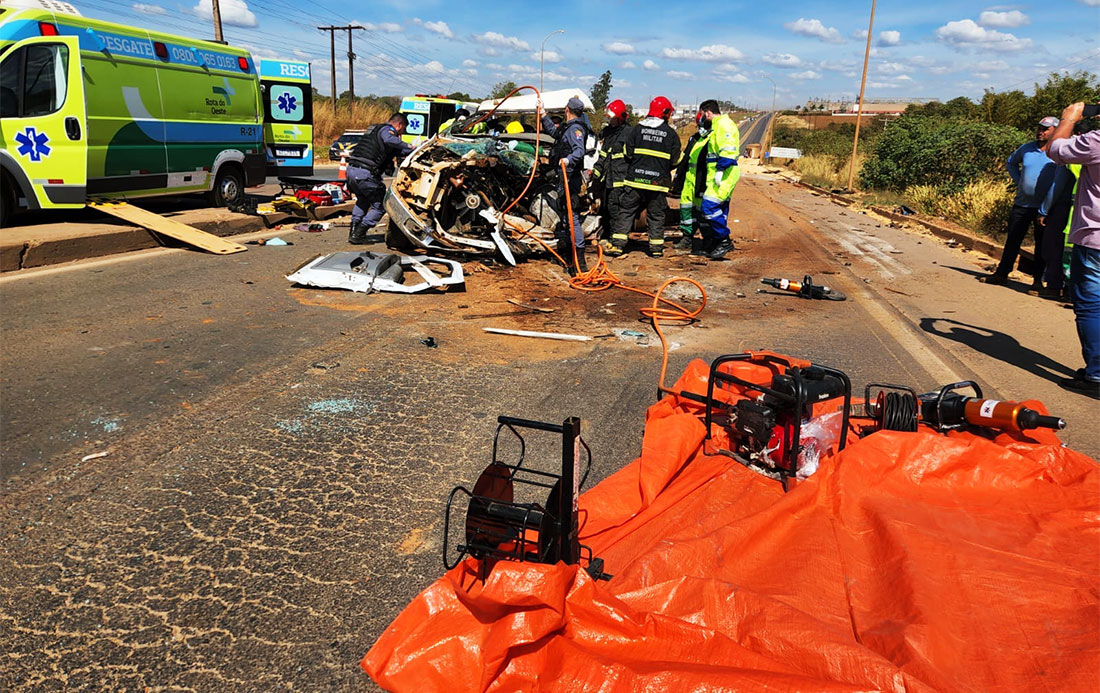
[443,416,612,582]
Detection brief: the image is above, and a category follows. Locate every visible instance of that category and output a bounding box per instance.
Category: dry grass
[790,151,866,190]
[313,101,392,161]
[776,115,810,129]
[904,178,1013,237]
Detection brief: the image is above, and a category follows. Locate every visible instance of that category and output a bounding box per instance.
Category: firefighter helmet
[648,96,673,118]
[606,99,627,122]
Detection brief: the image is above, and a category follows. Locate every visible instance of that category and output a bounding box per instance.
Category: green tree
[590,70,613,111]
[980,88,1027,127]
[1022,71,1099,131]
[490,81,518,99]
[447,91,475,102]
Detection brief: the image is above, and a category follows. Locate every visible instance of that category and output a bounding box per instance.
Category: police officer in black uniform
[345,112,414,244]
[540,96,590,274]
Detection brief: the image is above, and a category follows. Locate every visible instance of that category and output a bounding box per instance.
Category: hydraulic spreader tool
[761,275,847,301]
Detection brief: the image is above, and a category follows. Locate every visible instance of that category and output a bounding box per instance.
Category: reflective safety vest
[703,114,740,202]
[680,130,711,207]
[593,122,632,188]
[623,117,681,193]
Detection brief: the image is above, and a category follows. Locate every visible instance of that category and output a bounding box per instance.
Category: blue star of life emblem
[277,92,297,114]
[14,127,51,162]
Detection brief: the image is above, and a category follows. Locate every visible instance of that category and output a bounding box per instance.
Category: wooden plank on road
[89,202,248,255]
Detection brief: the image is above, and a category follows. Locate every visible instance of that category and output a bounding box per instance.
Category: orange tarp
[364,359,1099,691]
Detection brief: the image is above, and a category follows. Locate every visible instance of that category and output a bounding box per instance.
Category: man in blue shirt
[345,113,414,244]
[981,116,1060,286]
[540,96,590,275]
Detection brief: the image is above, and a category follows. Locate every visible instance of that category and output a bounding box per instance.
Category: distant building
[843,102,909,116]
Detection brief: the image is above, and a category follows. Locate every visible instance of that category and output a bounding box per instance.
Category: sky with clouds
[75,0,1100,109]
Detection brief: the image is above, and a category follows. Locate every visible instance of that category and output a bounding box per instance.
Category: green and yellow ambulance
[258,58,312,177]
[399,95,479,147]
[0,1,310,224]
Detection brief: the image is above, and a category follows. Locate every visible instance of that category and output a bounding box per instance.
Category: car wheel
[386,220,415,251]
[208,165,244,207]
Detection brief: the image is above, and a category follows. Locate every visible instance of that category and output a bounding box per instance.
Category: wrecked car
[383,89,601,263]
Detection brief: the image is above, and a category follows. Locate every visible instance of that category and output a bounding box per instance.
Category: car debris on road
[286,251,465,294]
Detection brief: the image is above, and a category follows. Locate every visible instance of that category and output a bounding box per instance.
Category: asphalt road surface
[2,167,1095,690]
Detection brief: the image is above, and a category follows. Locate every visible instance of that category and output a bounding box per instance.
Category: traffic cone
[338,155,347,180]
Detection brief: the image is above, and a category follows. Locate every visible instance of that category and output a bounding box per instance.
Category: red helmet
[648,95,673,118]
[606,99,627,121]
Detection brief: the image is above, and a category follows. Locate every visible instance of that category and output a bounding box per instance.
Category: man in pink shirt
[1045,102,1100,398]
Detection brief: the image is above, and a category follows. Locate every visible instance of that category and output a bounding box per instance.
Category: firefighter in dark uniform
[345,112,414,244]
[540,96,590,274]
[614,96,681,257]
[592,99,633,255]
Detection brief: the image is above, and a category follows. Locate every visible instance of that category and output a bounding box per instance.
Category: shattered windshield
[440,139,535,176]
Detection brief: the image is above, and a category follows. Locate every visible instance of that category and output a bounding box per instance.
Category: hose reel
[443,416,611,581]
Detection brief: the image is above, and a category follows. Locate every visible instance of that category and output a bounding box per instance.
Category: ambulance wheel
[209,165,244,207]
[0,175,16,228]
[385,220,415,251]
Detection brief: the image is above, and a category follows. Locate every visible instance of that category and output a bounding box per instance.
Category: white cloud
[716,73,750,84]
[412,18,453,38]
[603,41,635,54]
[504,64,569,82]
[975,60,1010,71]
[619,61,636,69]
[896,74,913,81]
[193,0,256,27]
[661,44,746,62]
[784,18,844,43]
[1082,0,1099,6]
[818,59,857,72]
[878,30,901,46]
[853,28,868,39]
[877,61,906,74]
[617,79,633,88]
[667,70,695,80]
[462,59,478,68]
[533,50,562,63]
[474,31,530,51]
[978,10,1030,28]
[362,22,402,33]
[791,70,822,80]
[936,19,1032,52]
[642,59,660,71]
[423,60,445,74]
[478,47,499,57]
[133,3,167,15]
[762,53,802,67]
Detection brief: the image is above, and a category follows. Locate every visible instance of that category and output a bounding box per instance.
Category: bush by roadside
[858,116,1027,194]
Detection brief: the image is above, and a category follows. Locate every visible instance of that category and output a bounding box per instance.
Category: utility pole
[847,0,877,192]
[317,25,365,110]
[347,25,364,101]
[210,0,224,42]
